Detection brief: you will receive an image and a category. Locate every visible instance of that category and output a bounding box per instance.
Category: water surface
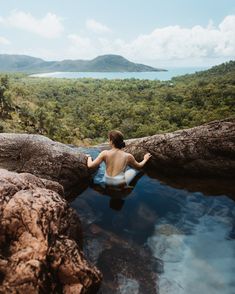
[30,67,207,81]
[71,148,235,294]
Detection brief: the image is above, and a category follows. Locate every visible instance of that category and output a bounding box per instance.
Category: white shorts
[103,167,140,187]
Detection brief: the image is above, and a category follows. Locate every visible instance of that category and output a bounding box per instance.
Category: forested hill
[199,60,235,76]
[0,54,165,73]
[173,60,235,81]
[0,60,234,146]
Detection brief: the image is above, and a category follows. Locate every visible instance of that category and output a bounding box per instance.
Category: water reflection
[91,170,144,211]
[146,169,235,200]
[109,198,125,211]
[71,147,235,294]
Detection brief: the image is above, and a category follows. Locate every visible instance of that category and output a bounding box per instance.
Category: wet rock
[129,203,158,231]
[97,244,159,294]
[154,224,182,236]
[83,224,161,294]
[0,133,91,190]
[124,118,235,177]
[0,169,102,293]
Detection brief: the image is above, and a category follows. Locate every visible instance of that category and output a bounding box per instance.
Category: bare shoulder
[125,152,135,162]
[99,150,108,158]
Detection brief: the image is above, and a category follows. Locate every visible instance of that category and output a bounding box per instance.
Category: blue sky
[0,0,235,66]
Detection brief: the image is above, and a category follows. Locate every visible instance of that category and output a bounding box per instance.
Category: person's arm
[86,150,106,168]
[127,153,152,170]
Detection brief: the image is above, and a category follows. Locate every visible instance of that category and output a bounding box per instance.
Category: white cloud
[67,34,123,59]
[86,19,111,34]
[68,34,91,48]
[0,36,10,45]
[67,15,235,66]
[1,10,64,38]
[1,13,234,66]
[116,15,235,63]
[67,34,97,59]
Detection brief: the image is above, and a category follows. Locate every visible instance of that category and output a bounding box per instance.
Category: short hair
[108,130,126,149]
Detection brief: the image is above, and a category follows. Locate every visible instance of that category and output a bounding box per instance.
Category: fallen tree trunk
[123,118,235,178]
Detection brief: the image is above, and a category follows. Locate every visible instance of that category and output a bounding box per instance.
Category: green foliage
[0,61,234,145]
[0,75,13,119]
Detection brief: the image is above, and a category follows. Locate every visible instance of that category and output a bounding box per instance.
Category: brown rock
[0,133,91,190]
[123,118,235,178]
[0,169,101,293]
[97,244,159,294]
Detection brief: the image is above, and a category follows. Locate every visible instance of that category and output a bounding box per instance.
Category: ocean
[30,67,208,81]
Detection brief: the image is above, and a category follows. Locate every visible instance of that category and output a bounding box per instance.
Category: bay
[30,67,208,81]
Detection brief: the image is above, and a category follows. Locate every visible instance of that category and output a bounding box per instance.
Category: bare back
[105,149,129,177]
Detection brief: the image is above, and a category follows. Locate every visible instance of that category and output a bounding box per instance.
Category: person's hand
[85,154,92,159]
[144,153,152,161]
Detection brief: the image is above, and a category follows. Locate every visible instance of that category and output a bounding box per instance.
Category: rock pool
[71,148,235,294]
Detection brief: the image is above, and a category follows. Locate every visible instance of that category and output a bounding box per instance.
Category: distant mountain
[0,54,166,73]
